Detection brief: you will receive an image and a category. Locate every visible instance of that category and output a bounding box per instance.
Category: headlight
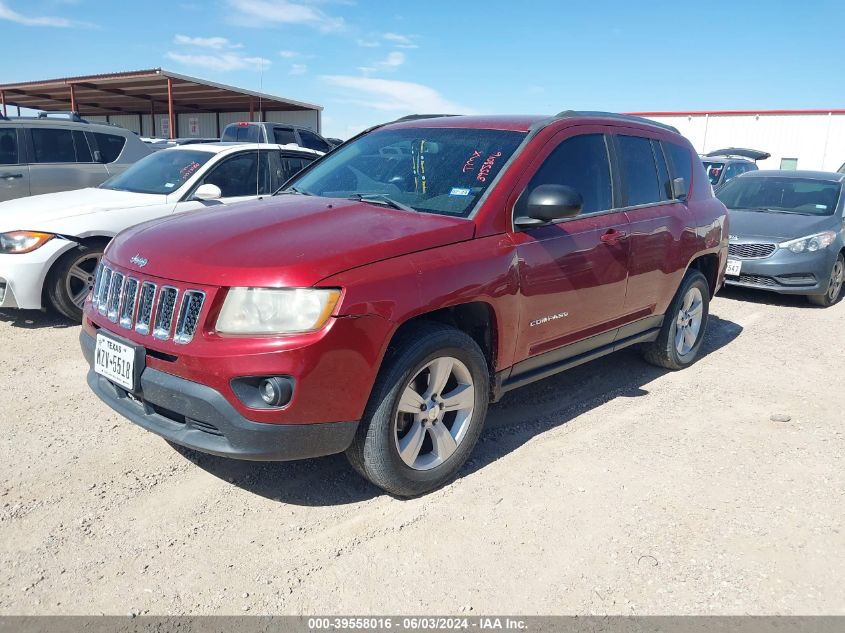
[216,287,341,335]
[0,231,55,254]
[779,231,837,254]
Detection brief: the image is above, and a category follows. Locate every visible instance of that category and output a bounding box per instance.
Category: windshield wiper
[274,186,312,196]
[348,193,417,213]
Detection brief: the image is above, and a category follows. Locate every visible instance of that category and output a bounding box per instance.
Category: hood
[727,208,836,241]
[107,195,476,287]
[0,188,167,232]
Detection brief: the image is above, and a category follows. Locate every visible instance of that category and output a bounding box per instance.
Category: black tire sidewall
[47,243,104,322]
[352,324,489,496]
[808,253,844,307]
[665,273,710,368]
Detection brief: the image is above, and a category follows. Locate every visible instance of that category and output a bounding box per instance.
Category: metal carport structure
[0,68,322,139]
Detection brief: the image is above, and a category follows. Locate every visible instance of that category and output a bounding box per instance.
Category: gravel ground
[0,287,843,616]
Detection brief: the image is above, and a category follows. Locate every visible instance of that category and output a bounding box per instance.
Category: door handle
[600,229,628,245]
[0,173,23,180]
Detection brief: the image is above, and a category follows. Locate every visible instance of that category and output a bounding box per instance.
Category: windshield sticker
[476,152,502,183]
[449,187,471,197]
[164,183,175,189]
[180,161,202,181]
[462,150,481,174]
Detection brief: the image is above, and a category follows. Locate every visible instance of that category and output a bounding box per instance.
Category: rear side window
[31,128,77,163]
[298,129,331,153]
[663,141,693,197]
[273,127,297,145]
[616,135,661,206]
[0,128,19,164]
[93,133,126,163]
[526,134,613,214]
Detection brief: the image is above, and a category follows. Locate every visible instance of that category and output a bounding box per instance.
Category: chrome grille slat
[173,291,206,344]
[729,242,776,259]
[97,267,112,314]
[107,272,125,323]
[119,278,140,329]
[135,282,157,335]
[153,286,179,341]
[91,262,105,308]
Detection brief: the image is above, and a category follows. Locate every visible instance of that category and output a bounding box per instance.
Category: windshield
[286,127,527,217]
[717,177,842,216]
[100,150,214,194]
[702,161,725,186]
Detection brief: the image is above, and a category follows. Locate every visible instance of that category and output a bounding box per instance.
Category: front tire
[46,242,104,322]
[807,254,844,307]
[642,269,710,370]
[346,322,490,497]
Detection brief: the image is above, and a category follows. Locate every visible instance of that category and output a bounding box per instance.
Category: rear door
[27,126,108,194]
[510,129,631,368]
[0,127,30,201]
[614,131,690,321]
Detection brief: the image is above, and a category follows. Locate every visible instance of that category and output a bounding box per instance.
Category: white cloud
[375,51,405,72]
[166,51,272,72]
[320,75,474,114]
[174,34,243,49]
[383,32,417,49]
[279,50,300,58]
[226,0,345,32]
[0,0,80,26]
[289,63,307,75]
[356,39,380,48]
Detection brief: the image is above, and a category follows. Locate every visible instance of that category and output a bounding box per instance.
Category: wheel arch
[40,234,111,308]
[687,252,720,297]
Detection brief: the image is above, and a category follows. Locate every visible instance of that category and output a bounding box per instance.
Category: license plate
[726,259,742,277]
[94,333,136,391]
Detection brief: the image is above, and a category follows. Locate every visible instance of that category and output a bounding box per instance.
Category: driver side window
[200,151,271,197]
[525,134,613,215]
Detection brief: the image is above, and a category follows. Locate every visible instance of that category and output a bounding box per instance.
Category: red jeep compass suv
[81,112,728,496]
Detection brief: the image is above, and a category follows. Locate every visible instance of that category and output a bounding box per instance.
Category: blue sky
[1,0,844,138]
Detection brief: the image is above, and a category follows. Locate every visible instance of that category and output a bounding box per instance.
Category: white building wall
[643,112,845,172]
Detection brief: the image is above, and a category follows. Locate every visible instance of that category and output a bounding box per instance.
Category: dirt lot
[0,287,843,616]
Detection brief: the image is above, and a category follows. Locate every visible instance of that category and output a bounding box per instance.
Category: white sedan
[0,142,321,320]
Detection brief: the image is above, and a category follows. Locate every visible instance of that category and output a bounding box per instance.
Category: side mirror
[515,184,583,228]
[194,183,222,201]
[672,177,687,200]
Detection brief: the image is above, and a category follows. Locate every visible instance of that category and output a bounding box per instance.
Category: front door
[0,128,30,202]
[176,150,274,214]
[511,131,630,367]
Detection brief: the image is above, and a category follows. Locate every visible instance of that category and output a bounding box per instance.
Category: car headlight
[779,231,837,254]
[216,287,341,335]
[0,231,55,254]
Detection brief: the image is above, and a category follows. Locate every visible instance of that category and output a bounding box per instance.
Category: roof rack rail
[392,114,459,123]
[554,110,680,134]
[37,110,89,123]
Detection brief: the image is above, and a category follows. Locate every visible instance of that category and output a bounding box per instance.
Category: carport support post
[149,99,155,137]
[167,77,175,140]
[69,84,76,113]
[0,91,6,117]
[249,97,255,122]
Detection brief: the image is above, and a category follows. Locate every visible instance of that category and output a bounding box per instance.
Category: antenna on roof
[256,58,265,197]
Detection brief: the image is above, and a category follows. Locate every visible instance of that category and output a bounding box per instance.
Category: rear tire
[807,254,844,307]
[642,270,710,370]
[46,242,105,322]
[346,321,489,497]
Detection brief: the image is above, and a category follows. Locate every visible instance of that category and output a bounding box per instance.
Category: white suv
[0,142,321,320]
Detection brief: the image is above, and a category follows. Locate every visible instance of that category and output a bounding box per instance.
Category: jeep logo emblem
[130,254,148,268]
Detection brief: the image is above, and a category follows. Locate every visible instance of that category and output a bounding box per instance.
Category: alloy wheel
[65,252,102,309]
[675,286,704,356]
[827,258,844,302]
[393,356,475,471]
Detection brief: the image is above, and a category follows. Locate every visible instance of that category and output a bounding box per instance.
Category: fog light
[259,377,289,407]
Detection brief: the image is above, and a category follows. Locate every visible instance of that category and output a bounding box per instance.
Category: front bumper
[81,330,358,461]
[724,246,837,295]
[0,238,77,310]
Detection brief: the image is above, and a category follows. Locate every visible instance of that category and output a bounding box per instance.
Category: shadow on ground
[177,313,743,506]
[718,285,835,309]
[0,308,76,329]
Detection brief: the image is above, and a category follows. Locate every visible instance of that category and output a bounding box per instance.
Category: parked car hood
[727,208,837,241]
[108,195,476,287]
[0,187,168,232]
